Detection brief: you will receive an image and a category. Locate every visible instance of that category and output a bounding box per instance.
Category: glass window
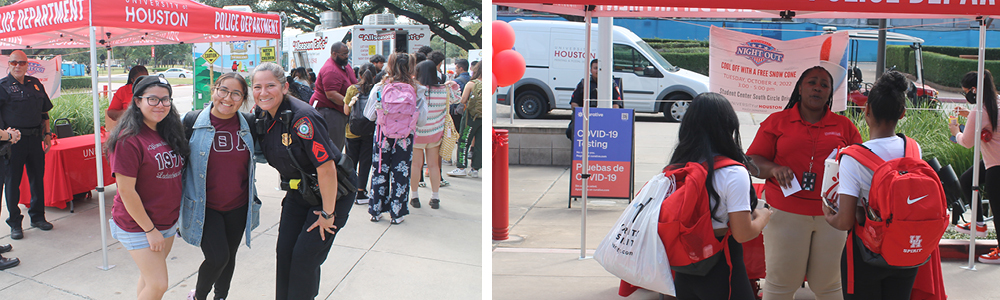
[613,44,657,77]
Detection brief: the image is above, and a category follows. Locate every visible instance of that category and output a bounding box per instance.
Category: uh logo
[903,235,924,254]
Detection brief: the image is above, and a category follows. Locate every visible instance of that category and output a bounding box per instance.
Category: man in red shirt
[309,42,357,151]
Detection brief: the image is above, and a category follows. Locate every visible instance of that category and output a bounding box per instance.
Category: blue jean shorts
[109,218,178,251]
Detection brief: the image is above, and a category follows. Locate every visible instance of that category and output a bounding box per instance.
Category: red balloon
[492,73,498,93]
[493,21,515,54]
[494,50,525,87]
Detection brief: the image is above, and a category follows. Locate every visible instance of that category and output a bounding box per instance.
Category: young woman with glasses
[105,75,189,300]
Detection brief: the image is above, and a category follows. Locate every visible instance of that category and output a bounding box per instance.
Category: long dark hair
[962,70,999,132]
[415,60,440,87]
[784,66,834,110]
[356,63,378,95]
[669,92,751,221]
[106,80,189,159]
[127,65,148,85]
[470,61,481,80]
[867,71,909,125]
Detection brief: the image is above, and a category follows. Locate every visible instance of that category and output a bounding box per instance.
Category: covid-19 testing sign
[571,107,634,199]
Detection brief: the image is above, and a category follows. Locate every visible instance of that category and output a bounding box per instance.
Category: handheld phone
[823,197,839,213]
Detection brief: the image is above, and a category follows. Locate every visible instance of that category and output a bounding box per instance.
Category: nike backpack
[837,134,948,278]
[658,157,746,276]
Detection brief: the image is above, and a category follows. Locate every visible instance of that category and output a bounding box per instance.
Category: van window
[613,44,655,77]
[635,40,675,71]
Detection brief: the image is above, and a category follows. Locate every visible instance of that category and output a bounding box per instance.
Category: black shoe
[0,255,19,270]
[410,198,421,208]
[10,228,22,240]
[429,199,440,209]
[355,190,369,205]
[0,244,10,253]
[31,221,53,231]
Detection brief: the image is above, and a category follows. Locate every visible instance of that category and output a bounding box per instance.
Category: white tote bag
[594,173,676,296]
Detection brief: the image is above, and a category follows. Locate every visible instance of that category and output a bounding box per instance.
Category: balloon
[494,50,525,87]
[493,21,515,54]
[492,73,498,93]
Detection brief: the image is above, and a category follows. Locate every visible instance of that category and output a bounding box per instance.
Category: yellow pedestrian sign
[202,47,220,64]
[261,46,276,62]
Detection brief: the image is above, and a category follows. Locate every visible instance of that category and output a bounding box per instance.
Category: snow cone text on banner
[709,26,849,114]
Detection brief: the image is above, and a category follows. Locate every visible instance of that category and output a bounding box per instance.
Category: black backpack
[184,109,255,140]
[348,92,376,136]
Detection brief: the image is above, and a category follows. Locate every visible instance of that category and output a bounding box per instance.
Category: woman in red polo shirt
[746,66,862,300]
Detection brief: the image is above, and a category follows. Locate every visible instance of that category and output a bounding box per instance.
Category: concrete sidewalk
[493,114,1000,300]
[0,160,483,299]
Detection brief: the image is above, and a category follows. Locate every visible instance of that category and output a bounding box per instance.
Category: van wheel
[662,94,692,122]
[514,90,547,119]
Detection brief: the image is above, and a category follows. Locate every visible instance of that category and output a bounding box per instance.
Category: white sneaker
[447,168,467,177]
[187,289,196,300]
[469,169,479,178]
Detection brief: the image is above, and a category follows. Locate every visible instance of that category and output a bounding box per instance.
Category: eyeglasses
[8,61,27,66]
[214,87,245,100]
[336,51,350,58]
[140,96,172,107]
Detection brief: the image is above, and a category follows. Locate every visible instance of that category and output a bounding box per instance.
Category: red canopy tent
[495,0,997,293]
[0,0,280,270]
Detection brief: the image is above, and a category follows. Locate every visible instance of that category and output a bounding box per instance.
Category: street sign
[260,46,276,62]
[202,47,220,64]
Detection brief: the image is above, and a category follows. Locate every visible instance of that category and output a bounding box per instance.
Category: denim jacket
[180,105,261,247]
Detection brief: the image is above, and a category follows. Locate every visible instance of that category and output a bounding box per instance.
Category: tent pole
[580,7,593,260]
[90,25,113,270]
[964,16,989,272]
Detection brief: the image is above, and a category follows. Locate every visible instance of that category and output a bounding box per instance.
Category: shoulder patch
[294,117,313,140]
[312,141,329,162]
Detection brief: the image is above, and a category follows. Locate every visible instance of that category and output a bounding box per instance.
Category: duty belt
[15,127,42,136]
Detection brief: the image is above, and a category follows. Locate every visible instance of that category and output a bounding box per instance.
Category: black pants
[673,236,755,300]
[840,240,919,300]
[195,205,248,300]
[5,133,44,228]
[456,117,481,170]
[346,135,374,192]
[963,165,1000,243]
[275,192,337,300]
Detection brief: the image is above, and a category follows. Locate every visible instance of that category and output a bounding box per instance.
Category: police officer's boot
[0,253,19,270]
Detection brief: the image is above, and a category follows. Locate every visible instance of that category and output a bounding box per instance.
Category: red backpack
[658,157,745,276]
[837,134,948,293]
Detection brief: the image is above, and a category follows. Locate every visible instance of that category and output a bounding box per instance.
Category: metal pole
[493,130,510,241]
[964,16,990,271]
[90,24,113,270]
[597,17,612,108]
[876,19,887,78]
[580,8,593,260]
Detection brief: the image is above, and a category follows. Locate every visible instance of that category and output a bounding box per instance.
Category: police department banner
[709,26,848,114]
[0,55,61,100]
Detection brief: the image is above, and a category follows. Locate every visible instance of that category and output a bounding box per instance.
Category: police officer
[251,62,354,300]
[0,50,53,240]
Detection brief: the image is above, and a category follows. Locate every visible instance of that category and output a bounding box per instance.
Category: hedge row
[887,45,1000,88]
[61,77,92,90]
[661,52,709,76]
[921,45,1000,61]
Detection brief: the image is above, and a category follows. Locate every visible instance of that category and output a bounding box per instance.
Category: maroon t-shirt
[110,125,184,232]
[309,58,357,113]
[206,114,250,212]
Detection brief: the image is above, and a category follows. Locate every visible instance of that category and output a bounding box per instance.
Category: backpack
[658,157,746,276]
[837,134,948,292]
[466,79,483,119]
[375,82,419,139]
[348,90,376,136]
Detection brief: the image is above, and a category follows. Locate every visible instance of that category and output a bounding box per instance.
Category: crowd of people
[0,42,483,300]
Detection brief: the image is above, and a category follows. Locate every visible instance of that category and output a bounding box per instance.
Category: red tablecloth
[18,134,115,209]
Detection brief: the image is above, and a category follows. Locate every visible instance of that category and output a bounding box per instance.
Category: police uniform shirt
[0,74,52,129]
[257,96,341,179]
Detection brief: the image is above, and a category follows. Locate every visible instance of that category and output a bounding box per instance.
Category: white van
[495,20,710,122]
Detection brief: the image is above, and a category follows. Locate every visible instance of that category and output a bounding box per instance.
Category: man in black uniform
[0,50,53,239]
[251,62,354,300]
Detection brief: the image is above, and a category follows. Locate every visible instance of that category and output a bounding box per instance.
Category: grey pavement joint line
[324,223,393,300]
[510,167,570,231]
